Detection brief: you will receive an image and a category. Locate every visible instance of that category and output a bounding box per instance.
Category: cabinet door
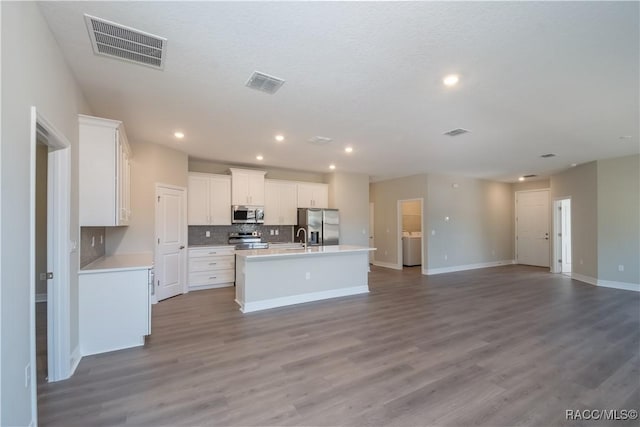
[188,175,211,225]
[296,184,314,208]
[247,173,265,205]
[209,176,231,225]
[264,181,280,225]
[231,172,249,205]
[280,182,298,225]
[313,184,329,209]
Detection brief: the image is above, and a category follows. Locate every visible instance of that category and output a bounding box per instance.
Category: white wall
[327,172,370,246]
[426,174,513,270]
[107,141,188,254]
[597,154,639,285]
[1,2,90,424]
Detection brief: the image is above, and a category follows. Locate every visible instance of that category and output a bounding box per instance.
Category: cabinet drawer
[189,270,235,286]
[189,255,235,272]
[189,246,235,258]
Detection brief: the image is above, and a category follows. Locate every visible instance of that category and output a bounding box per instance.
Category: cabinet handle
[208,262,217,265]
[209,276,217,279]
[208,252,217,255]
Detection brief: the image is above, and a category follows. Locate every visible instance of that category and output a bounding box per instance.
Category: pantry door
[155,184,187,301]
[516,189,550,268]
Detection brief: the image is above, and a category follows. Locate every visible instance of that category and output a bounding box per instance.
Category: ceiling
[39,1,639,182]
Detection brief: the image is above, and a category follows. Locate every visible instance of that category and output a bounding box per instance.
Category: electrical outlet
[25,363,31,388]
[205,231,211,237]
[431,230,436,236]
[618,264,624,272]
[305,272,311,280]
[270,229,274,236]
[91,236,95,247]
[275,229,279,235]
[444,254,448,261]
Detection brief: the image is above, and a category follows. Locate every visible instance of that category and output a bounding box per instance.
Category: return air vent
[245,71,285,94]
[84,14,167,70]
[523,174,537,178]
[443,128,470,137]
[308,136,334,145]
[540,153,556,158]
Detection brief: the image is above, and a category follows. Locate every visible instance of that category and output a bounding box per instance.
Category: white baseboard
[570,274,639,292]
[237,285,369,313]
[69,345,82,377]
[29,418,36,427]
[597,279,639,292]
[426,259,515,275]
[372,261,402,270]
[570,273,598,286]
[35,293,47,303]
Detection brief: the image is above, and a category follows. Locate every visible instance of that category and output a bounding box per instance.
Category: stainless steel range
[229,231,269,250]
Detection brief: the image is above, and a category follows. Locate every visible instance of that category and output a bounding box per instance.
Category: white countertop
[79,252,154,274]
[236,245,375,259]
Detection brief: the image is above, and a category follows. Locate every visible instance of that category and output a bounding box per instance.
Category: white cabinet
[297,183,329,208]
[188,246,235,290]
[264,180,298,225]
[230,168,266,205]
[188,173,231,225]
[79,114,132,226]
[79,268,151,356]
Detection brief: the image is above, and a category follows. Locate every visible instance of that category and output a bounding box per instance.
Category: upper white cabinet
[230,168,266,205]
[188,173,231,225]
[264,180,298,225]
[297,183,328,208]
[79,114,131,226]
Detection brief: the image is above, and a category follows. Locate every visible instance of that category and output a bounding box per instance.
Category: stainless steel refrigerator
[296,208,339,246]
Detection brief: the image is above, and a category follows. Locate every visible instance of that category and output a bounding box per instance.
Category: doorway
[553,198,572,275]
[369,202,375,264]
[155,184,187,301]
[30,107,72,423]
[398,199,423,269]
[515,189,550,268]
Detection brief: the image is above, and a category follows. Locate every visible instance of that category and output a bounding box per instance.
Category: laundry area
[400,200,423,267]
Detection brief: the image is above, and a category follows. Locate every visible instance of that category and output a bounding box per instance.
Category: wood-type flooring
[38,265,640,426]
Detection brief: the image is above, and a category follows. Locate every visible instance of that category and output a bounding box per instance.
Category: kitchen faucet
[296,228,307,249]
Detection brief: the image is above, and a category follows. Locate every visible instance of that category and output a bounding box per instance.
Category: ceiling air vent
[245,71,285,94]
[308,136,334,145]
[84,14,167,70]
[540,153,556,158]
[523,174,537,178]
[443,128,470,137]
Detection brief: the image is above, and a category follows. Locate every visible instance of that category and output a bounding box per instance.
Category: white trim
[426,259,515,275]
[237,285,369,313]
[570,273,598,286]
[188,283,234,291]
[69,345,82,377]
[35,293,47,303]
[597,280,640,292]
[372,260,402,270]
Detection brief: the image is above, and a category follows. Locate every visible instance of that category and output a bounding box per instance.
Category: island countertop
[79,252,153,274]
[235,245,375,259]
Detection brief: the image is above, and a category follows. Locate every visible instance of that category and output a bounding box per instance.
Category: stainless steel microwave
[231,205,264,224]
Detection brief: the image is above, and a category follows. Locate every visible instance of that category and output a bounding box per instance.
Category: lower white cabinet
[79,268,151,356]
[188,245,235,290]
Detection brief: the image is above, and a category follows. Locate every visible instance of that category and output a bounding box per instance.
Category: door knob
[179,245,185,249]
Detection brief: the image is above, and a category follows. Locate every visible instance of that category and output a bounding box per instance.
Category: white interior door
[516,190,550,267]
[156,185,186,301]
[561,199,572,273]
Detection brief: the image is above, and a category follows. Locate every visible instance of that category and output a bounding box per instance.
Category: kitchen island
[235,245,374,313]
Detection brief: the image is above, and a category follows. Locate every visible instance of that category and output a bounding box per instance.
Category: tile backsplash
[189,225,294,246]
[80,226,106,267]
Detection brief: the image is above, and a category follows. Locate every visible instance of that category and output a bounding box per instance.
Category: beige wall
[107,141,188,254]
[327,172,369,246]
[401,200,422,233]
[426,174,513,270]
[550,162,598,279]
[189,158,327,183]
[512,178,550,192]
[370,175,428,266]
[1,2,91,424]
[597,155,639,284]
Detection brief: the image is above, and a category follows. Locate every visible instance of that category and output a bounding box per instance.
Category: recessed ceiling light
[570,163,577,167]
[345,146,353,153]
[174,131,184,139]
[443,74,459,87]
[329,164,336,170]
[256,155,263,161]
[275,134,285,142]
[518,176,525,182]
